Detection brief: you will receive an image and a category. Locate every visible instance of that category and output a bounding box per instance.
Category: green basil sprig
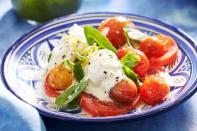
[123,65,142,86]
[120,51,140,69]
[73,62,84,82]
[84,26,117,53]
[55,79,89,107]
[120,51,142,85]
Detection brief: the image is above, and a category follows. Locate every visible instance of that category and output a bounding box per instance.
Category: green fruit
[11,0,81,22]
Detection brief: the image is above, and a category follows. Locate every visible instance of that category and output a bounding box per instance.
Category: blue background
[0,0,196,131]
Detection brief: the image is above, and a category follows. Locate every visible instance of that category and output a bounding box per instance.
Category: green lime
[11,0,81,22]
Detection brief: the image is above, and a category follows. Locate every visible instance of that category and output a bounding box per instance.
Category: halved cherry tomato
[110,80,138,103]
[140,35,178,66]
[45,74,60,97]
[79,93,141,117]
[117,47,149,77]
[140,76,170,105]
[98,16,132,49]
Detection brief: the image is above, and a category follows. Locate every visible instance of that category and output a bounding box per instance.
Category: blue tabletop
[0,0,196,131]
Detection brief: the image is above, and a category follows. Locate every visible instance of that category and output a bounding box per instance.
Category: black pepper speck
[62,54,66,59]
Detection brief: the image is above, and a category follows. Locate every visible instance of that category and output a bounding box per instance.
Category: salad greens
[73,62,84,82]
[55,79,89,107]
[123,65,142,86]
[120,51,140,69]
[120,51,142,85]
[66,99,80,109]
[84,26,117,53]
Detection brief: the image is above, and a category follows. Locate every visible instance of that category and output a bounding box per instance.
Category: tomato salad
[44,16,179,117]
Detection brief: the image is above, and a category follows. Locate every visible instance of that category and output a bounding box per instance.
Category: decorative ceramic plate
[1,12,197,122]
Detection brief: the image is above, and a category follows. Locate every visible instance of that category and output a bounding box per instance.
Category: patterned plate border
[1,12,197,122]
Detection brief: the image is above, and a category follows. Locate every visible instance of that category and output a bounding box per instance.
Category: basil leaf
[123,65,142,86]
[66,99,80,109]
[120,51,140,69]
[73,62,84,82]
[48,53,52,62]
[84,26,117,53]
[55,80,89,107]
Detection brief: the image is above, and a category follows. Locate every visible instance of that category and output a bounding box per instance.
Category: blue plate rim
[1,12,197,122]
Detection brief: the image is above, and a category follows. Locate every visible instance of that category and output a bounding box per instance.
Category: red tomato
[140,36,167,57]
[98,16,132,49]
[116,47,131,59]
[140,35,178,66]
[140,76,170,105]
[79,93,141,117]
[147,66,164,75]
[45,74,60,97]
[110,80,138,103]
[117,47,150,77]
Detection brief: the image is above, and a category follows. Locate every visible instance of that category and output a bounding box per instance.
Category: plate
[1,12,197,122]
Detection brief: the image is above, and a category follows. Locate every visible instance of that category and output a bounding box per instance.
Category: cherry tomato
[140,35,178,66]
[117,47,150,77]
[110,80,138,103]
[140,76,170,105]
[98,16,132,49]
[48,64,73,90]
[45,74,60,97]
[79,93,141,117]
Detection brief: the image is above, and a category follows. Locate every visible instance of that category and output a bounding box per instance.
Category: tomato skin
[140,36,167,57]
[132,49,150,77]
[140,76,170,105]
[45,74,60,97]
[48,64,73,90]
[140,35,178,66]
[116,47,130,59]
[117,47,149,77]
[98,16,132,49]
[147,66,164,75]
[110,80,138,103]
[79,93,141,117]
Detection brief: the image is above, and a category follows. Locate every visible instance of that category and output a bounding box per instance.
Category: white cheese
[68,24,87,44]
[48,36,76,69]
[84,49,127,102]
[48,25,88,69]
